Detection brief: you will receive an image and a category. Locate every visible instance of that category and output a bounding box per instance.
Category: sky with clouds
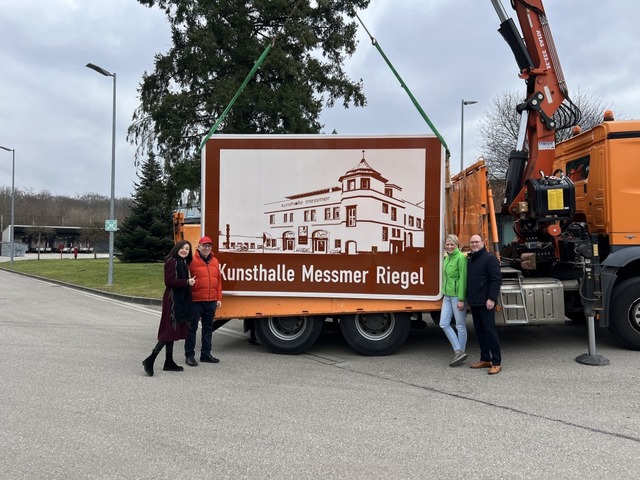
[1,0,639,199]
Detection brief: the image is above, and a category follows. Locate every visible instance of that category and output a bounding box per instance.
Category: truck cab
[554,119,640,347]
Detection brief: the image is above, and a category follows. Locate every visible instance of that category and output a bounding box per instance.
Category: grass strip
[0,258,164,298]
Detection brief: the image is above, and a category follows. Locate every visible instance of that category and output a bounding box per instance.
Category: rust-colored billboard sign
[203,135,444,300]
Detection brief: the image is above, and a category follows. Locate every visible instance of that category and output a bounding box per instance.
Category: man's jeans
[439,295,468,352]
[185,301,217,358]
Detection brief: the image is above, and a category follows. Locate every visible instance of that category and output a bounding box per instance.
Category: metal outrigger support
[576,314,609,366]
[575,236,609,366]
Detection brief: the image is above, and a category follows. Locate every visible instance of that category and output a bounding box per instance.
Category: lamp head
[86,63,113,77]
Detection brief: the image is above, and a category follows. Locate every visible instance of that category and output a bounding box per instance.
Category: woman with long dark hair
[142,240,196,376]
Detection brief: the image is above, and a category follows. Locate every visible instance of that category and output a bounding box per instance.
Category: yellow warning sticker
[547,189,565,211]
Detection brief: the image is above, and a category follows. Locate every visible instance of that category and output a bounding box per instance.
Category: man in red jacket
[185,236,223,366]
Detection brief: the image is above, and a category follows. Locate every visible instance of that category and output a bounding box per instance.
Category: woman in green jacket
[440,234,468,367]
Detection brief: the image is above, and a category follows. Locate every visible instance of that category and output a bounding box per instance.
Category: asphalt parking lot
[1,268,639,479]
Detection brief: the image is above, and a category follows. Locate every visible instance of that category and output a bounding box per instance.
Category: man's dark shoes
[185,356,198,367]
[200,353,220,363]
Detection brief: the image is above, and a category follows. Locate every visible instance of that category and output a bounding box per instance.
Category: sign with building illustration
[202,135,444,300]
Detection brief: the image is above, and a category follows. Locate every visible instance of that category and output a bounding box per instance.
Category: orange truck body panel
[449,160,495,253]
[173,212,201,248]
[554,120,640,246]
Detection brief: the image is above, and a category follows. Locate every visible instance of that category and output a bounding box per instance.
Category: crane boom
[493,0,580,218]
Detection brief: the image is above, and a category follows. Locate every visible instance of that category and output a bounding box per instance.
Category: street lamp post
[86,62,116,285]
[0,145,15,266]
[460,99,478,172]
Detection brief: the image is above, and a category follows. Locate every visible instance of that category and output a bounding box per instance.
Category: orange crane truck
[173,0,640,355]
[489,0,640,352]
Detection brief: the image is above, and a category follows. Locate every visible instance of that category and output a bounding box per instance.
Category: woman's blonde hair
[445,234,459,247]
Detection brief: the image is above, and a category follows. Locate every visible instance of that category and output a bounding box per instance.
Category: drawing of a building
[255,152,425,255]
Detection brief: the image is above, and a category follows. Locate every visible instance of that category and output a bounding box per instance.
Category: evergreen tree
[115,155,174,262]
[129,0,369,196]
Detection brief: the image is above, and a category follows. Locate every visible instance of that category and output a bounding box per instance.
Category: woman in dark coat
[142,240,196,376]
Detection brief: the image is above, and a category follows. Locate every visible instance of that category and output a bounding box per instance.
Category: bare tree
[24,226,56,259]
[80,222,108,259]
[0,188,131,229]
[478,88,614,180]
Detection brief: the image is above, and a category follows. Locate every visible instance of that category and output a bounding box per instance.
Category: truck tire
[254,316,323,355]
[339,312,410,356]
[609,278,640,350]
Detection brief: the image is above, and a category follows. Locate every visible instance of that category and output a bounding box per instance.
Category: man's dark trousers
[471,305,501,365]
[185,301,216,357]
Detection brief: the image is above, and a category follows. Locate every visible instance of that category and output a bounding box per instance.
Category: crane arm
[493,0,579,215]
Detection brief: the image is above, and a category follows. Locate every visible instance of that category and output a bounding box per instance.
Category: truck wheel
[609,278,640,350]
[339,312,410,356]
[254,316,323,355]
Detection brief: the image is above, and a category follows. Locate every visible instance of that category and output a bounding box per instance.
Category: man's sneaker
[185,356,198,367]
[200,353,220,363]
[449,350,468,367]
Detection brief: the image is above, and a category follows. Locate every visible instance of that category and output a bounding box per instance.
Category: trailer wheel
[339,312,410,356]
[254,316,323,355]
[609,278,640,350]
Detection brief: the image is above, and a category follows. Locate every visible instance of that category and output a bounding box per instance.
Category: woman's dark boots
[163,341,184,372]
[142,342,165,377]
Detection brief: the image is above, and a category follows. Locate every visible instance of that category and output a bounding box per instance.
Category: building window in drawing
[303,209,317,222]
[346,205,357,227]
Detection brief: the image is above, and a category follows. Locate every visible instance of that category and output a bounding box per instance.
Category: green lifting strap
[355,13,450,156]
[198,40,274,152]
